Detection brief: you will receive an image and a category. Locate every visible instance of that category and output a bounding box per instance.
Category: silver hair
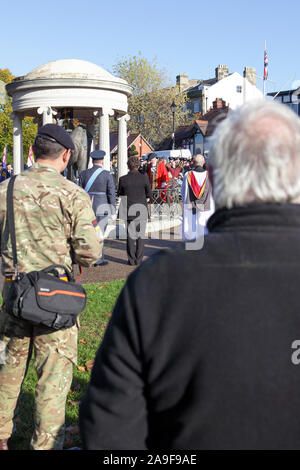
[193,154,205,166]
[208,99,300,209]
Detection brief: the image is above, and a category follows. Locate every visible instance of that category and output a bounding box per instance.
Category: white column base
[117,114,130,180]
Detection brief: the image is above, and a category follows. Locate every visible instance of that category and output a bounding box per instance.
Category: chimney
[176,74,189,91]
[215,65,229,81]
[243,67,257,86]
[213,98,227,109]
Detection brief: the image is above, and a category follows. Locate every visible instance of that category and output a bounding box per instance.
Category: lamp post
[170,100,176,150]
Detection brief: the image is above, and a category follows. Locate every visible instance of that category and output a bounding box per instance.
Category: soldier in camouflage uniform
[0,124,102,450]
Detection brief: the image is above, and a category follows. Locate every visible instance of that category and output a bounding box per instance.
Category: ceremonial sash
[84,167,104,193]
[187,171,207,199]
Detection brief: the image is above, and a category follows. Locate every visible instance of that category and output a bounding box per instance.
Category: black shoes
[127,260,142,266]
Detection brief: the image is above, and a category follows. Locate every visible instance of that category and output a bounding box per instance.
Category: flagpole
[263,40,266,97]
[2,146,7,169]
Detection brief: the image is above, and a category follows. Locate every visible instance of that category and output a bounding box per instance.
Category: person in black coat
[80,100,300,450]
[117,156,152,265]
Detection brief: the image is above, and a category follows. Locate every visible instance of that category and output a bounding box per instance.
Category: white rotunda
[6,59,133,178]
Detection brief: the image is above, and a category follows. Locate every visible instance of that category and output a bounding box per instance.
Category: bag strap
[42,264,73,282]
[6,175,19,277]
[84,167,104,193]
[6,180,77,283]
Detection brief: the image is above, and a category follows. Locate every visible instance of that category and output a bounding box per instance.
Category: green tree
[0,99,13,163]
[114,54,169,96]
[113,54,191,148]
[0,68,37,165]
[128,144,139,157]
[0,68,15,84]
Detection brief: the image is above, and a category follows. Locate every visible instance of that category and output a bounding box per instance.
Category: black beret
[90,150,106,160]
[147,152,158,161]
[37,124,75,150]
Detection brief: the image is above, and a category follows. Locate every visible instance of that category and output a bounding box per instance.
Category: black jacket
[117,170,152,220]
[80,203,300,449]
[79,166,116,207]
[79,165,116,217]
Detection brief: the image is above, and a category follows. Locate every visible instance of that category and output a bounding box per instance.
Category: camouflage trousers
[0,283,78,450]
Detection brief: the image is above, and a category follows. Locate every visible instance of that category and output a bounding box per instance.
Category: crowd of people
[0,161,35,183]
[138,153,197,184]
[1,98,300,450]
[0,162,12,182]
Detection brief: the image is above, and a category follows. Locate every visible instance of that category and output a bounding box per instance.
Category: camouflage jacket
[0,163,102,277]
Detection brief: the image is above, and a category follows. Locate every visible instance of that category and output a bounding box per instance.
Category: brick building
[110,132,153,159]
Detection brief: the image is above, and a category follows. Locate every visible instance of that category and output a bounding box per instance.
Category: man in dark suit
[117,156,152,265]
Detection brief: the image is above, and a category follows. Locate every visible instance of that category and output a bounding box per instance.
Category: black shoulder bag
[5,176,87,330]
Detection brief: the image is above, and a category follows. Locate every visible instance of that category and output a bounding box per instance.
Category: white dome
[24,59,126,84]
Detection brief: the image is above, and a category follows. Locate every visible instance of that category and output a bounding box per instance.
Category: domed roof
[24,59,126,84]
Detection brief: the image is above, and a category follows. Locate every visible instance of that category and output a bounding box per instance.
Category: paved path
[78,231,182,284]
[0,231,182,289]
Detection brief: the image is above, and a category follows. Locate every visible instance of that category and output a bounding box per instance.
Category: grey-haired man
[80,100,300,450]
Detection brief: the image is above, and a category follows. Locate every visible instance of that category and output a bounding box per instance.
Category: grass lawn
[0,280,125,450]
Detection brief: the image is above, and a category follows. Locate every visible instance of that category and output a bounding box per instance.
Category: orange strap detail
[38,290,86,298]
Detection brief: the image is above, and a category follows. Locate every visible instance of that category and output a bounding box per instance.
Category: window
[283,94,291,103]
[194,132,203,155]
[194,102,200,113]
[236,86,242,93]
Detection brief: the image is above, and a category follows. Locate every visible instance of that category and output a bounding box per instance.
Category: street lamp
[170,100,176,150]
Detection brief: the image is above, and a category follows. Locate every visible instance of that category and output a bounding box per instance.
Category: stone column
[87,138,95,169]
[11,112,23,175]
[117,114,130,180]
[37,106,56,125]
[87,116,97,169]
[99,108,114,171]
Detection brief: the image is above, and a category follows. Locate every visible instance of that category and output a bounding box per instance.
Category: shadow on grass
[7,373,91,450]
[8,391,35,450]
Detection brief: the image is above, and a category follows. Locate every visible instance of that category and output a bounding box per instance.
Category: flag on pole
[264,46,268,81]
[2,147,7,168]
[27,145,34,167]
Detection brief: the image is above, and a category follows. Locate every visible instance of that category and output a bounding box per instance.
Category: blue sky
[2,0,299,94]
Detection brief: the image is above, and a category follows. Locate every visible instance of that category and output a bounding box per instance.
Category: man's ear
[63,148,71,163]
